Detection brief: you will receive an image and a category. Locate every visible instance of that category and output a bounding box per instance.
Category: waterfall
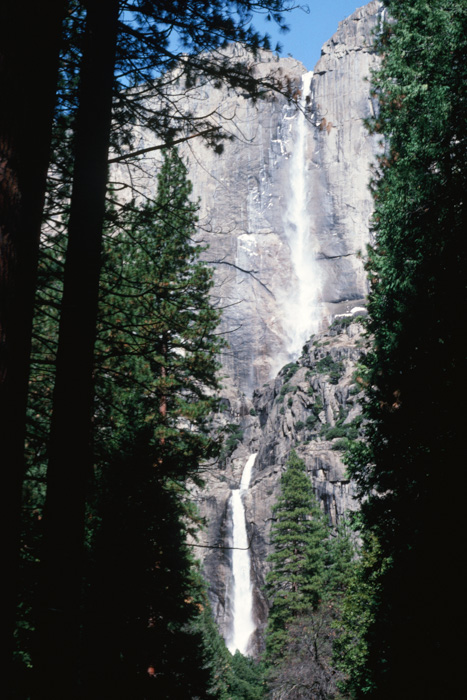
[281,70,321,358]
[227,453,257,655]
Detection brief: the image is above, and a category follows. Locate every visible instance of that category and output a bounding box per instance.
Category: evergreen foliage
[96,147,223,481]
[227,651,267,700]
[78,148,226,696]
[16,148,230,697]
[264,450,328,660]
[264,464,357,699]
[341,1,467,697]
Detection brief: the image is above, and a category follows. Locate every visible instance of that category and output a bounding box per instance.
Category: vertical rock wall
[189,1,382,654]
[114,1,382,397]
[114,2,383,654]
[184,0,382,394]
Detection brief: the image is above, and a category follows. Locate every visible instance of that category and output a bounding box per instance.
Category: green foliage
[330,315,354,329]
[96,148,223,483]
[264,450,328,661]
[321,416,362,442]
[315,354,345,384]
[312,394,324,415]
[227,652,267,700]
[305,414,318,429]
[280,382,297,397]
[330,315,366,332]
[342,1,467,696]
[265,513,358,699]
[221,423,244,458]
[333,534,383,699]
[281,361,300,382]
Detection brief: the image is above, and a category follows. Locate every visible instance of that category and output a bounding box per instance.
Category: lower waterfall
[227,453,257,655]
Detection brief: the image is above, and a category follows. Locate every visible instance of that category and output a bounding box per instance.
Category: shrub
[306,414,318,429]
[223,423,244,455]
[312,396,324,416]
[315,355,344,384]
[281,362,300,382]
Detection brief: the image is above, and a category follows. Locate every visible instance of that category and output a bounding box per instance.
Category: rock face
[193,316,368,655]
[186,2,382,655]
[189,0,381,394]
[115,1,382,656]
[115,1,382,396]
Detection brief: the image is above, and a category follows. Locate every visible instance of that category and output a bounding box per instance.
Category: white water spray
[227,453,257,655]
[281,71,321,358]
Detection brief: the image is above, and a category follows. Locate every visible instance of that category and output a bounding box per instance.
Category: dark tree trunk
[0,1,66,688]
[36,2,119,696]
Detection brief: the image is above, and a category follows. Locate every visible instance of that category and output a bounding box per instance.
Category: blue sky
[252,1,366,70]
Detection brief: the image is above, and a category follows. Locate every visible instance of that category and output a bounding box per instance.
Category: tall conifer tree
[82,148,225,696]
[343,1,467,696]
[265,450,327,660]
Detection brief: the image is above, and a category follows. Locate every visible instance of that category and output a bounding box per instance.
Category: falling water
[282,71,321,358]
[227,453,257,655]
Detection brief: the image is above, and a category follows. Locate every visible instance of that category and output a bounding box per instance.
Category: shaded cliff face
[193,317,367,654]
[114,1,382,395]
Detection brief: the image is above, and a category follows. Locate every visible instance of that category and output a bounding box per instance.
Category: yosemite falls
[227,454,257,655]
[114,1,384,654]
[189,0,382,653]
[281,70,321,360]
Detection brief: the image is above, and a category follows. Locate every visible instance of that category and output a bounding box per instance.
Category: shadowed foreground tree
[341,1,467,697]
[29,1,300,694]
[0,1,67,671]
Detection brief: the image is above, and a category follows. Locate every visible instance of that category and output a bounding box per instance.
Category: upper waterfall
[281,71,321,360]
[116,2,382,396]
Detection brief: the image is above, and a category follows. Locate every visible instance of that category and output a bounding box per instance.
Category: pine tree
[264,450,328,660]
[80,148,226,696]
[344,1,467,697]
[26,3,297,687]
[96,147,223,479]
[263,453,358,698]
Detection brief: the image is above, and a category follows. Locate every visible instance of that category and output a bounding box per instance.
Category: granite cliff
[114,1,382,655]
[187,1,382,654]
[194,316,368,654]
[114,1,382,395]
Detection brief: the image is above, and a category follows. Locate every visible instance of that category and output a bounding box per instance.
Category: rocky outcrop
[114,1,383,395]
[193,316,368,654]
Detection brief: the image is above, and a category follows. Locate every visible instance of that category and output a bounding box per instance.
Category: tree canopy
[342,1,467,697]
[1,2,300,693]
